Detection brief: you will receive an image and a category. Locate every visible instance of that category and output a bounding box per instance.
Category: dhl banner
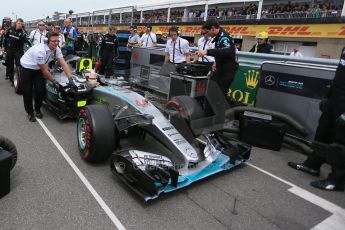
[79,24,345,39]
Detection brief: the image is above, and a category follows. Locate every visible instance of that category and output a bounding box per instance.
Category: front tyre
[0,136,18,170]
[77,105,118,163]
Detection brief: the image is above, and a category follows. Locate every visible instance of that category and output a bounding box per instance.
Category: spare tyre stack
[114,30,132,79]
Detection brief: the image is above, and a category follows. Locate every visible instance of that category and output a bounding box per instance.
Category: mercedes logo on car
[265,75,276,86]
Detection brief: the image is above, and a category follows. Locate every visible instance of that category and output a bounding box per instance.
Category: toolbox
[239,111,286,151]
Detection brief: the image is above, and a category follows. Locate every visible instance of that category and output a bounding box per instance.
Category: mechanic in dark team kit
[20,31,74,122]
[289,46,345,191]
[196,19,237,97]
[1,18,31,86]
[99,26,119,78]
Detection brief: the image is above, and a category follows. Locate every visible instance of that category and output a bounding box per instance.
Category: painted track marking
[246,162,345,229]
[37,119,126,230]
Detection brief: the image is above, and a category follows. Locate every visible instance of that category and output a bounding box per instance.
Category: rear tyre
[14,66,22,95]
[77,105,119,162]
[0,136,18,170]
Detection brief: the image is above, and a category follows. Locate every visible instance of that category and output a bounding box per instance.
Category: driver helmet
[85,69,98,88]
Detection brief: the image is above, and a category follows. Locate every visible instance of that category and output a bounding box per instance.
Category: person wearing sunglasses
[2,18,31,86]
[249,31,272,54]
[29,20,47,45]
[54,26,65,49]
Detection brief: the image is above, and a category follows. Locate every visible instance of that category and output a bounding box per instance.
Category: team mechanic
[196,19,237,97]
[99,26,119,78]
[164,26,190,64]
[1,18,31,86]
[289,46,345,191]
[20,31,75,122]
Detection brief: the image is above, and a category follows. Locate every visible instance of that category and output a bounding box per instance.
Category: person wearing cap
[127,25,140,49]
[249,31,272,54]
[164,26,190,64]
[156,31,165,44]
[139,25,157,48]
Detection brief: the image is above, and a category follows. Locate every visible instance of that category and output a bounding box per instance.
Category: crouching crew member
[99,26,118,78]
[288,46,345,191]
[2,18,31,86]
[164,26,190,64]
[196,19,237,97]
[20,31,75,122]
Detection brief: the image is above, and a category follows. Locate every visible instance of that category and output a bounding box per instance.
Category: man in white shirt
[164,26,190,64]
[290,48,303,57]
[29,20,47,45]
[54,25,65,49]
[139,25,157,48]
[193,28,215,64]
[20,31,74,122]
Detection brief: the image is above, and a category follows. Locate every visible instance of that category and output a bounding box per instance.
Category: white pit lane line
[37,119,126,230]
[246,163,345,230]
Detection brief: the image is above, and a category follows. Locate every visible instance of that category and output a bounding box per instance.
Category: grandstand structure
[25,0,345,58]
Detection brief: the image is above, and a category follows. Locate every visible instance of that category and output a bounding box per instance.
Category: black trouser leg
[21,68,35,115]
[305,97,345,170]
[6,51,14,80]
[211,72,234,97]
[99,53,107,75]
[33,71,46,112]
[327,166,345,185]
[105,53,114,78]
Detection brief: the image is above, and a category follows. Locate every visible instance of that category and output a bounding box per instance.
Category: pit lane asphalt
[0,65,344,230]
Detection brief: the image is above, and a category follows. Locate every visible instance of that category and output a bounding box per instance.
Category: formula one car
[44,56,92,119]
[77,80,251,201]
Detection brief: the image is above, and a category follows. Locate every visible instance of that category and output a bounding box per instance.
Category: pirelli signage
[78,24,345,39]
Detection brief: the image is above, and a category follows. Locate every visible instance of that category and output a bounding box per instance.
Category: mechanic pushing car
[98,26,119,78]
[195,19,237,97]
[288,46,345,191]
[1,18,31,86]
[20,31,75,122]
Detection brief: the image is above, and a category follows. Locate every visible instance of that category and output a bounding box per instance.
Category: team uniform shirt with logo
[197,36,215,63]
[29,29,47,45]
[2,27,31,50]
[140,32,157,47]
[20,43,63,70]
[165,37,190,64]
